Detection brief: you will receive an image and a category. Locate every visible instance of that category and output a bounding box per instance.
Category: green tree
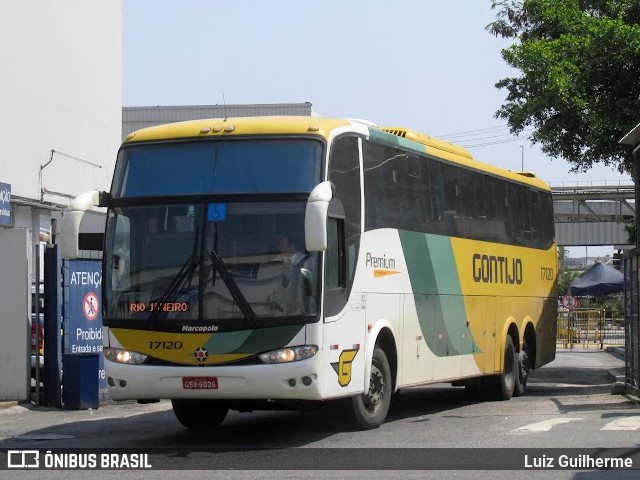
[487,0,640,173]
[558,269,580,296]
[624,216,637,244]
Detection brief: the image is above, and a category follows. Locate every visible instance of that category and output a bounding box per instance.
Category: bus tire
[347,346,392,430]
[513,338,530,397]
[487,335,517,401]
[171,399,228,429]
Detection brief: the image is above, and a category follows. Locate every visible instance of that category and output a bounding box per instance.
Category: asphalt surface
[0,347,636,480]
[0,347,629,441]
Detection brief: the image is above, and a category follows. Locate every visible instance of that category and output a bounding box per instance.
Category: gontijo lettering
[472,254,523,285]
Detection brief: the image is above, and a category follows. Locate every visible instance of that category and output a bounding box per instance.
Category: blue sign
[207,203,227,222]
[64,259,106,391]
[0,182,11,227]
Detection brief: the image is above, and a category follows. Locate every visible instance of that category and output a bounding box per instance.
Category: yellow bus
[62,116,557,430]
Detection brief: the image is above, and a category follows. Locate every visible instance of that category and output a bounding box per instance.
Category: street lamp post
[519,145,524,171]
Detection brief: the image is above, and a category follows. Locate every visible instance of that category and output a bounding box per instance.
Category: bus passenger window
[429,162,445,222]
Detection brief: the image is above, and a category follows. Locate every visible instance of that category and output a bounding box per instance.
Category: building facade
[0,2,122,238]
[0,1,122,401]
[620,123,640,396]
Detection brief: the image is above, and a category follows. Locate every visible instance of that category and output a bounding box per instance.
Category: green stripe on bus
[399,231,480,357]
[205,325,304,355]
[367,128,428,155]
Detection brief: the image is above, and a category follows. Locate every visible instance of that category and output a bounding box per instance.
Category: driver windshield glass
[113,139,322,197]
[105,202,319,321]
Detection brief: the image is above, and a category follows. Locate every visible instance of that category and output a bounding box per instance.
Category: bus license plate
[182,376,218,390]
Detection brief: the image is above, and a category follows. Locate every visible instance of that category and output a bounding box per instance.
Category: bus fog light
[259,345,318,364]
[302,376,312,386]
[288,378,296,387]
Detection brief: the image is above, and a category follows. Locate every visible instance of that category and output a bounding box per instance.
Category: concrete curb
[605,346,625,361]
[608,368,626,395]
[602,347,628,395]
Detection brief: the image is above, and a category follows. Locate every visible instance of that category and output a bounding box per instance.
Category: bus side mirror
[305,181,334,252]
[61,190,107,260]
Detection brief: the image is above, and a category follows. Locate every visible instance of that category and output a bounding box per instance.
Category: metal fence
[556,309,625,349]
[624,249,640,395]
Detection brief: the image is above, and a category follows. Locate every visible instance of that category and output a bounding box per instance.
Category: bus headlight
[104,347,147,365]
[259,345,318,364]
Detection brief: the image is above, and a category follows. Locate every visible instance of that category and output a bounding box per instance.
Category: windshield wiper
[149,224,201,320]
[149,254,200,320]
[208,249,258,327]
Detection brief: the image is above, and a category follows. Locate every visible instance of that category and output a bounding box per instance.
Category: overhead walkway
[551,182,635,247]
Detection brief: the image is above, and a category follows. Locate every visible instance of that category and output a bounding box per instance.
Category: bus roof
[375,126,551,191]
[123,116,351,143]
[123,116,550,191]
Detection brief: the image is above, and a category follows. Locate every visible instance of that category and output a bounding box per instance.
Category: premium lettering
[472,254,523,285]
[366,252,396,269]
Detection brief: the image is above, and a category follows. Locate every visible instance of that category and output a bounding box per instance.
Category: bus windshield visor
[104,202,319,323]
[112,139,323,197]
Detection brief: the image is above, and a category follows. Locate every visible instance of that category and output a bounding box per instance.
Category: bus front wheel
[347,346,392,430]
[172,399,228,429]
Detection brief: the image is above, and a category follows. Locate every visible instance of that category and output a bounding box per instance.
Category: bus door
[322,295,366,398]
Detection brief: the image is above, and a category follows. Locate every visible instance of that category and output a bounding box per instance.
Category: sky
[123,0,635,257]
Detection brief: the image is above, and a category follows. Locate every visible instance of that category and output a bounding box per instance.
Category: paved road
[0,348,638,479]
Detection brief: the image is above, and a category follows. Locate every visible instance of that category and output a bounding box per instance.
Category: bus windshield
[105,201,319,324]
[104,138,323,327]
[112,139,322,197]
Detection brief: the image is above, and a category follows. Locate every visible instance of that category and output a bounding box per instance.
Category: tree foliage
[558,269,580,296]
[487,0,640,173]
[625,215,637,244]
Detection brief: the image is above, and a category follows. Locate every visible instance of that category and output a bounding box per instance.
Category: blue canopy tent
[568,262,624,296]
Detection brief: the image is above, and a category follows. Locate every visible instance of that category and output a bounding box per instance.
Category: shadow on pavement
[0,350,629,451]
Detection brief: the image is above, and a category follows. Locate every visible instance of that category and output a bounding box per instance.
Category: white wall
[0,229,31,401]
[0,1,122,203]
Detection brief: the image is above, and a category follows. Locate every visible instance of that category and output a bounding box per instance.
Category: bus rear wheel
[347,346,392,430]
[171,399,228,429]
[487,335,517,401]
[513,338,530,397]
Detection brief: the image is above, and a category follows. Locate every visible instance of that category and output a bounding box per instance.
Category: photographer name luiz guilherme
[524,453,633,469]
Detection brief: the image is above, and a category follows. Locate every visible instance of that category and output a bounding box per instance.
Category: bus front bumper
[105,356,325,402]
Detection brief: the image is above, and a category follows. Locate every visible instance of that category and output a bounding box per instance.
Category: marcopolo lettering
[472,253,523,285]
[182,324,219,332]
